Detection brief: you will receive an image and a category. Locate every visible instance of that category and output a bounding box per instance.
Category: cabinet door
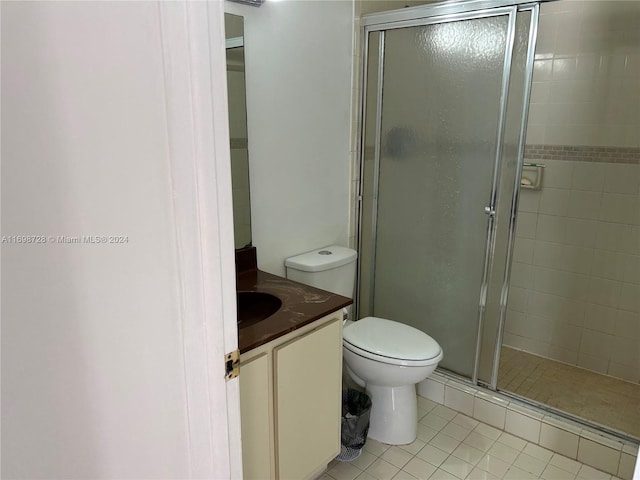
[274,319,342,480]
[240,353,273,480]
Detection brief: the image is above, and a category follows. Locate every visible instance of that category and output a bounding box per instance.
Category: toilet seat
[343,316,443,367]
[343,342,442,367]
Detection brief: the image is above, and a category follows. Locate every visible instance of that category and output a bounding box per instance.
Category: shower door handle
[484,206,496,217]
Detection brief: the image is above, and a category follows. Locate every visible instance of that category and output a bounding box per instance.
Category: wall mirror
[225,13,252,249]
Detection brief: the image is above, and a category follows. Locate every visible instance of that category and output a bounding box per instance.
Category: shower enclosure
[357,0,639,441]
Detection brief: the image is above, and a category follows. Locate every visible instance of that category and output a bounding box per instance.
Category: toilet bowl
[284,247,443,445]
[343,316,443,445]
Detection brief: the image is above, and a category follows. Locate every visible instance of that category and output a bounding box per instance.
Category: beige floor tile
[363,438,390,457]
[550,454,583,475]
[524,443,555,462]
[416,444,449,467]
[402,457,437,480]
[542,463,577,480]
[328,461,362,480]
[475,423,502,441]
[451,443,485,465]
[440,455,474,479]
[418,396,438,412]
[487,441,521,464]
[350,451,377,471]
[514,452,549,476]
[430,433,461,454]
[380,446,414,469]
[440,422,472,442]
[354,473,378,480]
[364,458,400,480]
[466,466,500,480]
[476,454,511,478]
[344,394,616,480]
[398,438,427,456]
[418,407,430,421]
[504,466,540,480]
[576,464,612,480]
[420,412,449,431]
[497,431,528,451]
[451,413,479,430]
[390,470,418,480]
[464,431,496,453]
[428,468,459,480]
[498,347,640,438]
[416,424,439,443]
[432,405,458,421]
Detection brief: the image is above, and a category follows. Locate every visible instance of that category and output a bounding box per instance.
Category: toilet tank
[284,246,357,298]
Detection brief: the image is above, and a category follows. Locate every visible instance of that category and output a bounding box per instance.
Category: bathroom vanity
[236,247,351,480]
[240,313,343,479]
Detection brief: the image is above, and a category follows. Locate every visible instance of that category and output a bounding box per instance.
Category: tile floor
[322,397,620,480]
[499,347,640,439]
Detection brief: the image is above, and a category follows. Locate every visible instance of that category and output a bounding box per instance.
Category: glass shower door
[359,9,522,379]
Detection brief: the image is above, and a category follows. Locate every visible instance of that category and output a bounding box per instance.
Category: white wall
[1,2,229,477]
[225,0,354,276]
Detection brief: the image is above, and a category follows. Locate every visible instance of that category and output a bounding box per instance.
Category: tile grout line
[324,400,619,480]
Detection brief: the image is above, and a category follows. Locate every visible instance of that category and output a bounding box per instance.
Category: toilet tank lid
[284,246,357,272]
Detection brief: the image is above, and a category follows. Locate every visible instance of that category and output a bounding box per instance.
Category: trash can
[336,389,372,461]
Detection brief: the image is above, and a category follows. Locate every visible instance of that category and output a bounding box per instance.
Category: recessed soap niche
[521,162,544,190]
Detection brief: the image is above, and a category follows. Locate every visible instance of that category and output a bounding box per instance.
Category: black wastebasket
[337,389,372,461]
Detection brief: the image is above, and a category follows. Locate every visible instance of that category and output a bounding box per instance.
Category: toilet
[285,246,443,445]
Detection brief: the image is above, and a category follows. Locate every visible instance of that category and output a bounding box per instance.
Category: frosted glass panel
[370,16,510,377]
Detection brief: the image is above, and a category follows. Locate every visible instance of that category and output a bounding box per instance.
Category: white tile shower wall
[526,1,640,148]
[506,0,640,383]
[506,159,640,382]
[418,373,639,479]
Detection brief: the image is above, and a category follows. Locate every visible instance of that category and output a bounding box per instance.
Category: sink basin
[237,291,282,328]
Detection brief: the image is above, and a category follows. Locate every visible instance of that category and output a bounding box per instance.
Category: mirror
[225,13,252,249]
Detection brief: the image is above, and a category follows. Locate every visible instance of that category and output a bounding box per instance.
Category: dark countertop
[237,269,353,353]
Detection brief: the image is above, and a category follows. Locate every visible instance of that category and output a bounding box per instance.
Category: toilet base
[365,384,417,445]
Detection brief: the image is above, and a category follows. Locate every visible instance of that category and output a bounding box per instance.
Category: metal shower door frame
[488,3,540,390]
[355,1,539,387]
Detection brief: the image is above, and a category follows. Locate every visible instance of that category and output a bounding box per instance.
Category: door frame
[159,1,242,477]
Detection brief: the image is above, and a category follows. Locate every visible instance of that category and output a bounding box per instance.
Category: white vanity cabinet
[239,352,272,479]
[239,313,343,480]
